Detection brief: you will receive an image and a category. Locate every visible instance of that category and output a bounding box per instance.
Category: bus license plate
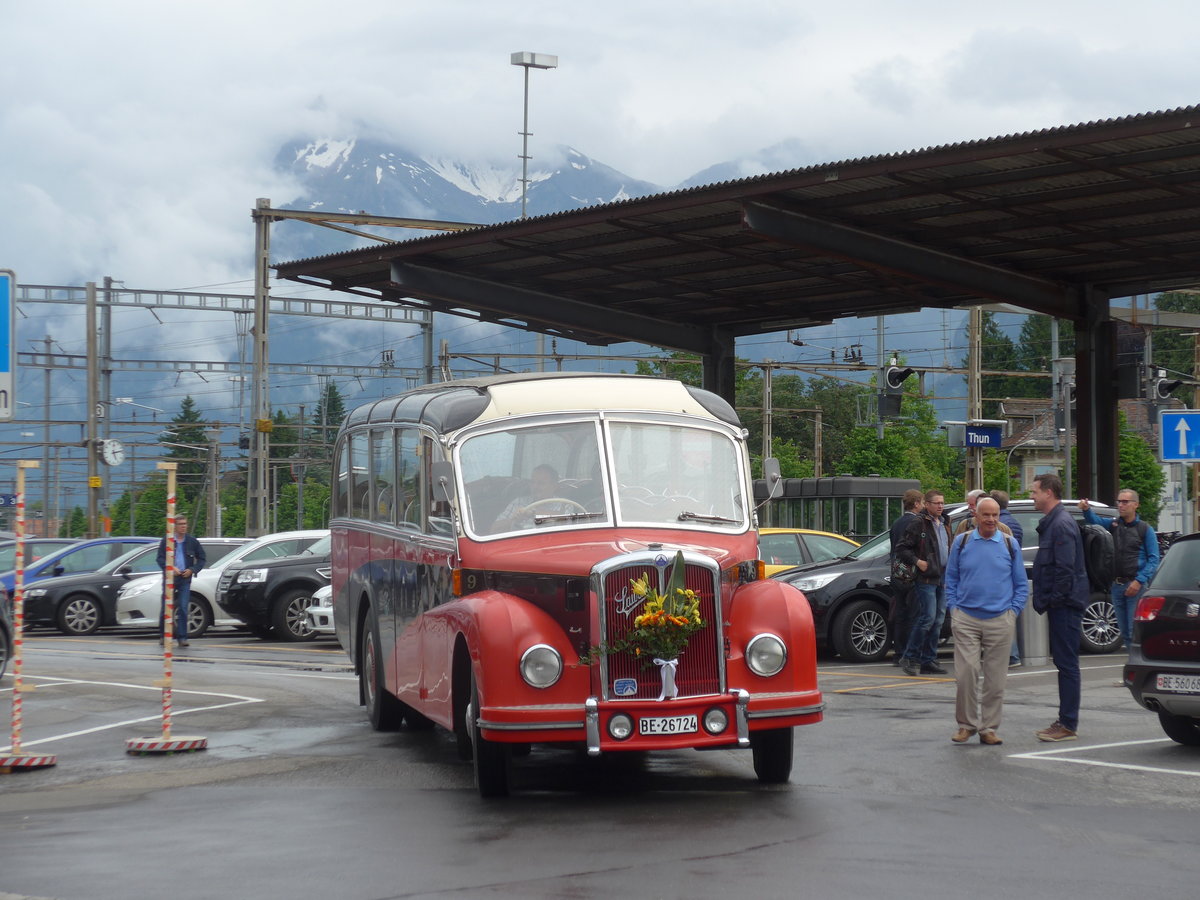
[639,714,698,736]
[1157,673,1200,694]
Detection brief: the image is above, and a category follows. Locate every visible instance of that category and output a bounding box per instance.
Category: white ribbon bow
[653,657,679,701]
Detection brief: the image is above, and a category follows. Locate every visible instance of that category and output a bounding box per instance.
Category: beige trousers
[951,607,1017,735]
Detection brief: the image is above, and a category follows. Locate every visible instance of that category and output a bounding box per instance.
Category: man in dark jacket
[1079,490,1159,647]
[1030,473,1089,741]
[156,515,206,647]
[896,489,952,676]
[888,489,924,664]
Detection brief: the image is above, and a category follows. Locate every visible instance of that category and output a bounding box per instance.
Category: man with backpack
[1079,490,1160,649]
[1031,473,1090,742]
[945,497,1027,745]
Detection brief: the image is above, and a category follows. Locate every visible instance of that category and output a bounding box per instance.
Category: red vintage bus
[330,373,822,796]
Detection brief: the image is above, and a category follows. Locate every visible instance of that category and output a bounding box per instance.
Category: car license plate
[639,714,697,736]
[1157,673,1200,694]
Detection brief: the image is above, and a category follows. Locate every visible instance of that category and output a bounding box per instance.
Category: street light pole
[510,51,558,220]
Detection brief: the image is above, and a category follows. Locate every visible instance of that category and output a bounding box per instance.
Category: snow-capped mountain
[274,138,663,260]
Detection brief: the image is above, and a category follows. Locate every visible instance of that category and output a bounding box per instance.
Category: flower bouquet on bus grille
[585,551,703,699]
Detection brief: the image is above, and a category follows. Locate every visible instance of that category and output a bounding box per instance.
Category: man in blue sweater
[945,497,1028,745]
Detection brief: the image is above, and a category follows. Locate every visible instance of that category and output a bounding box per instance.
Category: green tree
[1152,291,1200,379]
[160,396,209,501]
[975,312,1024,414]
[1116,411,1165,525]
[310,380,349,458]
[60,506,87,538]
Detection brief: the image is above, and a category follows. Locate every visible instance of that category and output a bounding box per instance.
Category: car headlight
[237,568,269,584]
[790,572,840,593]
[25,588,47,598]
[121,580,156,599]
[519,644,562,688]
[745,633,788,677]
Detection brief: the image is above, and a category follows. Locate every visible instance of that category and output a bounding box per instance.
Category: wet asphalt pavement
[2,630,1199,900]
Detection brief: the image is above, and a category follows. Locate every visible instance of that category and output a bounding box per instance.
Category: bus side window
[334,441,351,518]
[371,428,397,525]
[398,428,422,529]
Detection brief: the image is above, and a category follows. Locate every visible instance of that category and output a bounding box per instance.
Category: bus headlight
[703,707,729,735]
[746,633,787,677]
[519,644,562,688]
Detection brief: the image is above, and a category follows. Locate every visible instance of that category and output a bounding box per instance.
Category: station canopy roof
[274,105,1200,356]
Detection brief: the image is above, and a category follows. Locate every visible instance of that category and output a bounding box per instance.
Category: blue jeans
[902,582,945,664]
[159,578,192,641]
[1111,582,1143,645]
[1046,605,1083,730]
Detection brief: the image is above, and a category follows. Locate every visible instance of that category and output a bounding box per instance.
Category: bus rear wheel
[361,617,404,731]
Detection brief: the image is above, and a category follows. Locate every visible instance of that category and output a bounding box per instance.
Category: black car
[0,589,11,678]
[216,535,332,641]
[22,538,249,635]
[1124,533,1200,746]
[773,499,1120,663]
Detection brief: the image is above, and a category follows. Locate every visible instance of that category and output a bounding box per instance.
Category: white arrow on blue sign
[1159,410,1200,461]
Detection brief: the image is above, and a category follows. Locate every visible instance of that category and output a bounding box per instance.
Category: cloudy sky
[2,1,1197,492]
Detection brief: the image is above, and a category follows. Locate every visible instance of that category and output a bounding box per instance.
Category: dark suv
[1124,533,1200,746]
[773,499,1119,662]
[216,535,331,641]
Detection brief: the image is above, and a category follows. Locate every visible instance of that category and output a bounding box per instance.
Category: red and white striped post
[126,462,207,755]
[2,460,57,773]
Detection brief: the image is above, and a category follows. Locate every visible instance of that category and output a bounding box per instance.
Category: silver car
[115,530,327,637]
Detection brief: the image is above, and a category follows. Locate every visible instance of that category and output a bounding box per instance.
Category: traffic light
[1153,372,1184,401]
[880,366,916,418]
[885,366,915,392]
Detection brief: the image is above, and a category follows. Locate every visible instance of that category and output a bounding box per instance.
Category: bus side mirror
[762,457,783,500]
[431,461,455,503]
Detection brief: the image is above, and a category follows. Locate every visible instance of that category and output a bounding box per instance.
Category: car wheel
[187,596,214,638]
[1157,710,1200,746]
[1080,593,1122,654]
[361,615,404,731]
[0,627,10,678]
[270,588,318,642]
[56,594,102,635]
[470,671,511,798]
[831,598,890,663]
[750,727,794,784]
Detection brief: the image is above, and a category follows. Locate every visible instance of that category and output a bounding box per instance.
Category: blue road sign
[0,494,16,507]
[1159,409,1200,461]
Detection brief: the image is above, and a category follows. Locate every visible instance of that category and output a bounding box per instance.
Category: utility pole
[41,335,51,536]
[297,404,306,529]
[207,427,220,537]
[247,198,272,536]
[85,283,99,538]
[761,362,773,464]
[965,306,983,491]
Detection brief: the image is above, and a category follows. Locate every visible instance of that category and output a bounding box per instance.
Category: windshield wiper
[533,512,605,524]
[677,511,739,524]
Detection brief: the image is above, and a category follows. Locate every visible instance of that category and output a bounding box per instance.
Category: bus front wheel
[470,672,511,797]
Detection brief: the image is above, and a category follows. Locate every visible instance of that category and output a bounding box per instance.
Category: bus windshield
[458,417,748,537]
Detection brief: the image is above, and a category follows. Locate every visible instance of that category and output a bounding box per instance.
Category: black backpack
[1079,522,1115,593]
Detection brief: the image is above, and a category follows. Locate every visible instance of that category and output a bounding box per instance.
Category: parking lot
[2,629,1199,900]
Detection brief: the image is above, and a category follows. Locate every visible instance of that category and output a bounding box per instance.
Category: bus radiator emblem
[614,678,638,696]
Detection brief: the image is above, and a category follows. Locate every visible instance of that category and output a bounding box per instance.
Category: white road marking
[1010,738,1200,777]
[0,675,264,752]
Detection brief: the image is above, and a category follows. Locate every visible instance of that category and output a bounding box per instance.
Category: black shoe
[901,658,920,676]
[920,662,948,675]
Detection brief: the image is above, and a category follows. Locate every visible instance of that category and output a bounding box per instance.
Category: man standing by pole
[156,515,206,648]
[1031,473,1089,741]
[945,497,1027,745]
